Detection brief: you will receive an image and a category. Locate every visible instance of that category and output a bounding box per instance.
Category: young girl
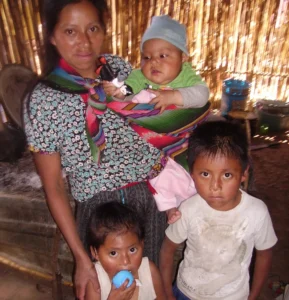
[85,201,166,300]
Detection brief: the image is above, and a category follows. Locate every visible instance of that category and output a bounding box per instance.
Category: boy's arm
[248,247,273,300]
[149,260,166,299]
[159,236,179,299]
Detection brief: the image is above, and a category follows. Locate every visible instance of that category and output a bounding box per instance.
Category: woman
[23,1,166,299]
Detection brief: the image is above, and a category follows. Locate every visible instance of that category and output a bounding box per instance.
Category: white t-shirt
[95,257,156,300]
[166,191,277,300]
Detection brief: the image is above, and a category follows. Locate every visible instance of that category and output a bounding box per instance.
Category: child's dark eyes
[109,251,117,257]
[201,171,209,177]
[142,54,168,60]
[224,173,232,178]
[129,247,137,253]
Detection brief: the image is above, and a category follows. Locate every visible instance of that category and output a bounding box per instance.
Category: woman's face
[50,0,105,78]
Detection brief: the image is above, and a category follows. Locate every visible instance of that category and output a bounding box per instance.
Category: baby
[103,15,210,223]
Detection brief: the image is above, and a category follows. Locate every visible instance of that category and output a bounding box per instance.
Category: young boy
[103,15,210,224]
[160,121,278,300]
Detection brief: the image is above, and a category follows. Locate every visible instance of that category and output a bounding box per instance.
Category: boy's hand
[148,89,183,113]
[108,279,137,300]
[102,81,125,99]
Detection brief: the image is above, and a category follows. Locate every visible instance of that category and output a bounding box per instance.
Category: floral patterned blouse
[23,83,162,202]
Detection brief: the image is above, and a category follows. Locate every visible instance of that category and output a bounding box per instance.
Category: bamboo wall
[0,0,289,106]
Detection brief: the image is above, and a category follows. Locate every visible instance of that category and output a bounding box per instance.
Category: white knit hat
[141,15,188,55]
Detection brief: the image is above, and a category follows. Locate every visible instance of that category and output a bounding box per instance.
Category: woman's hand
[75,257,100,300]
[107,280,137,300]
[33,152,99,300]
[102,80,117,96]
[102,81,125,99]
[148,89,183,113]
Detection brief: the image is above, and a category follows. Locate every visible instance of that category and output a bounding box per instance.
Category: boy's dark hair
[41,0,108,75]
[188,121,249,172]
[87,201,145,250]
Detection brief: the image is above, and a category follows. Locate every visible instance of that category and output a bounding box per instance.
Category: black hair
[42,0,108,75]
[188,121,249,172]
[87,201,145,250]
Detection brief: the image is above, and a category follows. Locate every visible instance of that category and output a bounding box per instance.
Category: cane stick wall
[0,0,289,106]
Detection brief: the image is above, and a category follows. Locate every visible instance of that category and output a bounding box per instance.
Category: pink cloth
[132,90,156,103]
[132,90,196,211]
[149,157,197,211]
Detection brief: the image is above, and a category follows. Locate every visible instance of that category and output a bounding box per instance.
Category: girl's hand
[108,279,137,300]
[148,89,183,113]
[74,258,100,300]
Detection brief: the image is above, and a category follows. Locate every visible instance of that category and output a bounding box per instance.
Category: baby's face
[92,230,144,279]
[191,154,247,211]
[141,39,183,85]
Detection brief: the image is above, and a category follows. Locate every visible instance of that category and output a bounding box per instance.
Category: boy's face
[191,154,248,211]
[141,39,184,85]
[91,230,143,279]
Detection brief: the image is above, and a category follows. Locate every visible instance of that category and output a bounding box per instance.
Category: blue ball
[112,270,134,288]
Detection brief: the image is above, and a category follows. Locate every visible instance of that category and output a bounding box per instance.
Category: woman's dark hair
[188,121,249,172]
[87,201,145,250]
[42,0,108,74]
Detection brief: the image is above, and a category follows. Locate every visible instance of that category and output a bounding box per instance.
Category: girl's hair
[188,121,249,172]
[87,201,145,250]
[42,0,108,75]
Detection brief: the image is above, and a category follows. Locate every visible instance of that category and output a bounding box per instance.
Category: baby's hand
[166,207,182,224]
[148,89,183,113]
[102,81,125,99]
[108,279,136,300]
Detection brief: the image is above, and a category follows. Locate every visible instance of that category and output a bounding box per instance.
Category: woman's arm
[159,236,179,300]
[85,280,101,300]
[248,247,273,300]
[149,260,166,299]
[33,152,99,300]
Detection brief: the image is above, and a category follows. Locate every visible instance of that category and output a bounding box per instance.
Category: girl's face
[50,1,105,78]
[141,38,184,85]
[191,154,248,211]
[91,230,144,279]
